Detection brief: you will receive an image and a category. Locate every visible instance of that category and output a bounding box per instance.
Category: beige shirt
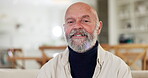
[37,45,132,78]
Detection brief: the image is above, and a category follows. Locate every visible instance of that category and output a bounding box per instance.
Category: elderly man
[37,2,132,78]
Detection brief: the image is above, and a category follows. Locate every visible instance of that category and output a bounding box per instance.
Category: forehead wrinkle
[65,2,99,22]
[82,15,90,18]
[65,2,91,18]
[66,17,74,21]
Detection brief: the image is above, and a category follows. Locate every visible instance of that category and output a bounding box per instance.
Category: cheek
[83,25,96,34]
[64,27,72,35]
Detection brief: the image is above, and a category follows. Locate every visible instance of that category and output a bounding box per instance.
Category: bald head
[65,2,99,22]
[63,2,103,53]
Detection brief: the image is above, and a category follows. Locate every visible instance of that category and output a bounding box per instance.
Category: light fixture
[52,26,62,37]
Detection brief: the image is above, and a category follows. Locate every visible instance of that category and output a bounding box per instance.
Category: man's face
[64,5,100,53]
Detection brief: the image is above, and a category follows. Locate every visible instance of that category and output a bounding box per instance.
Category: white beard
[65,27,98,53]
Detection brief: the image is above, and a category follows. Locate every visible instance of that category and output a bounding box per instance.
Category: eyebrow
[82,15,90,18]
[65,15,90,21]
[66,18,74,21]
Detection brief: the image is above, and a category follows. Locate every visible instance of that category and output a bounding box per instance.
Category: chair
[143,54,147,70]
[39,46,67,65]
[7,48,42,69]
[114,44,147,70]
[142,45,148,70]
[100,44,113,51]
[7,48,25,69]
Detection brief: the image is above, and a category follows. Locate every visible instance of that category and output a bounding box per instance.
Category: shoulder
[41,49,69,69]
[103,51,132,77]
[100,45,132,77]
[99,46,128,72]
[104,51,127,66]
[37,49,69,78]
[99,45,124,65]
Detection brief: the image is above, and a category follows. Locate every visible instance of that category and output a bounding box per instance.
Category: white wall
[0,1,68,69]
[0,0,97,69]
[0,4,67,49]
[0,0,97,49]
[108,0,119,45]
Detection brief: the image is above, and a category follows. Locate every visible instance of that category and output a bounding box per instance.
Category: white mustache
[69,29,89,38]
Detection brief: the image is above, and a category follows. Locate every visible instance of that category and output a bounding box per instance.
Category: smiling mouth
[70,33,87,38]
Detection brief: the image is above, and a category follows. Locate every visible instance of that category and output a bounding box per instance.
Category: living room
[0,0,148,78]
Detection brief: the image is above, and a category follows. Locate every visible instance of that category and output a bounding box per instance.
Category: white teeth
[72,34,86,37]
[75,35,82,36]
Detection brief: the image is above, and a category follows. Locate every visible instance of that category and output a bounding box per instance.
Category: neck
[68,41,98,54]
[68,41,98,78]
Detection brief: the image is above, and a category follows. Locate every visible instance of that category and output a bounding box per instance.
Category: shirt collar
[61,44,105,67]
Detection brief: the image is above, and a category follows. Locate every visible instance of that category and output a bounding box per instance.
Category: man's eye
[84,20,89,22]
[83,20,89,23]
[68,21,74,23]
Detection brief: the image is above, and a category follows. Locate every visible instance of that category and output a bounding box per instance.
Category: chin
[69,41,94,53]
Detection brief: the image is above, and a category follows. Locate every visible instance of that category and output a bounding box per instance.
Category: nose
[73,21,83,29]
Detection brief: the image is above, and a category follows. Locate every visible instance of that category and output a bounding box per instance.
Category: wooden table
[39,46,67,65]
[107,44,148,70]
[8,56,42,68]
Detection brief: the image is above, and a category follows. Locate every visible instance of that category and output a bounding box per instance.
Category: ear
[63,24,66,30]
[97,21,103,35]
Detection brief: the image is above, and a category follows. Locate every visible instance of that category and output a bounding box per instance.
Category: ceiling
[0,0,71,7]
[0,0,96,7]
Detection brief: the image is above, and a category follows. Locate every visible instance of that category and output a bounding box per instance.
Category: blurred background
[0,0,148,70]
